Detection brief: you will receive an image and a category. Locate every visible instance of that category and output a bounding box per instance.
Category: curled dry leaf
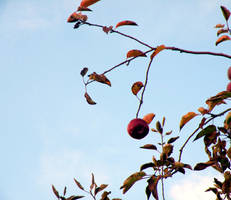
[150,45,165,60]
[80,67,88,77]
[120,172,146,194]
[89,72,111,86]
[179,112,198,130]
[126,49,146,58]
[143,113,155,124]
[67,12,88,23]
[217,28,229,36]
[131,81,143,95]
[102,26,113,34]
[221,5,231,21]
[84,92,96,105]
[215,35,231,46]
[80,0,100,8]
[115,20,138,28]
[214,24,225,28]
[77,6,92,12]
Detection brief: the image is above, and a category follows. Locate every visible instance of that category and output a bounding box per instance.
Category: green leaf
[194,125,216,141]
[120,172,146,194]
[167,136,179,144]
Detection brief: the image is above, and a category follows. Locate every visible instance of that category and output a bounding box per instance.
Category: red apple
[228,66,231,80]
[227,82,231,92]
[127,118,149,139]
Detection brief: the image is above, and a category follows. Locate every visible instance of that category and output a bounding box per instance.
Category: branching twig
[178,108,231,162]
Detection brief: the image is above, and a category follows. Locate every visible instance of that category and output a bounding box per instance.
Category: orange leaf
[115,20,138,28]
[89,72,111,86]
[214,24,225,28]
[150,45,165,59]
[143,113,155,125]
[215,35,231,46]
[197,107,209,115]
[131,81,143,95]
[80,0,100,8]
[180,112,198,130]
[84,92,96,105]
[67,12,88,23]
[126,50,146,58]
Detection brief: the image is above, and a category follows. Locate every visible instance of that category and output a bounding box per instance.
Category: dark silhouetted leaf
[140,144,157,150]
[162,117,166,127]
[63,186,67,196]
[156,121,163,134]
[89,72,111,86]
[101,191,111,200]
[194,125,216,141]
[95,184,108,195]
[221,6,231,21]
[214,178,223,189]
[180,112,198,130]
[84,92,96,105]
[140,162,155,171]
[66,195,85,200]
[77,6,92,11]
[90,173,96,192]
[120,172,146,194]
[167,136,179,144]
[165,130,173,135]
[205,187,218,194]
[194,163,209,171]
[147,175,160,200]
[115,20,138,28]
[145,186,151,200]
[217,28,229,36]
[80,67,88,77]
[52,185,60,198]
[74,178,85,190]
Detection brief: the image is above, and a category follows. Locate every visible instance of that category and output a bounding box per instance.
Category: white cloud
[169,173,223,200]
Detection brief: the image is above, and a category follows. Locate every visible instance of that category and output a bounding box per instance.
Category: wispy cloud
[169,173,222,200]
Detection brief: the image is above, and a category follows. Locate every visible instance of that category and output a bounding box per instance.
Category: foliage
[52,1,231,200]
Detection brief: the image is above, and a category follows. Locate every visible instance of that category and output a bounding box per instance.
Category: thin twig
[178,108,231,162]
[136,57,154,118]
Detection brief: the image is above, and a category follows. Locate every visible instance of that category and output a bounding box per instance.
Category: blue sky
[1,0,231,200]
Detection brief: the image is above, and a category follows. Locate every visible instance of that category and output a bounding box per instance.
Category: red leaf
[80,0,100,8]
[126,49,146,58]
[115,20,138,28]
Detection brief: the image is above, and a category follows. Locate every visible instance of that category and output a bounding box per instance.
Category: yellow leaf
[180,112,198,130]
[143,113,155,125]
[131,81,143,95]
[84,92,96,105]
[197,107,209,115]
[126,49,146,58]
[150,45,165,59]
[115,20,138,28]
[214,24,225,28]
[89,72,111,86]
[80,0,100,8]
[215,35,231,46]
